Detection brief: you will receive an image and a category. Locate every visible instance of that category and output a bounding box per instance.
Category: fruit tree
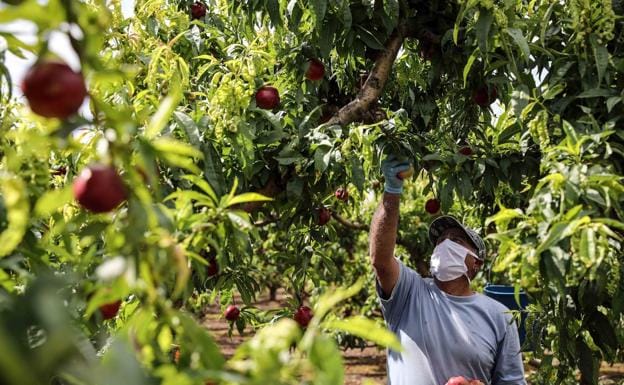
[0,0,623,384]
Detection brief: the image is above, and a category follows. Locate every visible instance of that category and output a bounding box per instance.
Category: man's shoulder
[401,264,436,290]
[474,293,515,320]
[474,292,509,309]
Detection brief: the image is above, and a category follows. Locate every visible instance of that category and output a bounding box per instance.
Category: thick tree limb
[244,26,406,210]
[326,27,405,127]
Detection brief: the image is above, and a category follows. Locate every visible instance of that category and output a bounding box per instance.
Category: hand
[381,154,412,194]
[444,376,484,385]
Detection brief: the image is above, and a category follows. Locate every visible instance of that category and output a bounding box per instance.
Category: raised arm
[370,155,412,297]
[370,193,401,296]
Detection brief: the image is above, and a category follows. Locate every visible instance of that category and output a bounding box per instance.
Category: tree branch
[254,214,279,227]
[242,26,408,212]
[327,26,405,127]
[331,212,369,231]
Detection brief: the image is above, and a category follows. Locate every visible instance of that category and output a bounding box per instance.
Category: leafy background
[0,0,623,384]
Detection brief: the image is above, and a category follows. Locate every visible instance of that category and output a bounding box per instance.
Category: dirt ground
[200,289,387,384]
[200,290,624,385]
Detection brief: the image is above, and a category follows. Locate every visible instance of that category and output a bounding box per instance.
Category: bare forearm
[370,193,401,295]
[370,193,400,262]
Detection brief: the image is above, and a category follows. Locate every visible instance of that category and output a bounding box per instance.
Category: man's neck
[434,277,474,296]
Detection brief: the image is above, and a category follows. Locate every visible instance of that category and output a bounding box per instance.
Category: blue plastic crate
[484,284,529,348]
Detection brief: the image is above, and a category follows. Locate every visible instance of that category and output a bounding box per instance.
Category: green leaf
[578,278,605,312]
[173,111,201,147]
[497,122,521,143]
[421,153,443,162]
[158,154,201,174]
[225,193,273,208]
[98,340,152,385]
[485,208,524,229]
[579,228,595,266]
[0,62,11,100]
[324,316,402,351]
[308,335,344,385]
[576,337,599,385]
[463,49,478,87]
[535,222,572,255]
[224,177,239,206]
[382,0,399,31]
[506,28,530,63]
[350,156,365,192]
[561,120,579,146]
[275,155,305,165]
[475,10,493,53]
[594,218,624,233]
[542,83,565,100]
[298,105,322,138]
[181,175,218,204]
[152,138,202,174]
[318,16,337,57]
[164,190,215,207]
[453,4,468,44]
[341,1,352,30]
[0,32,34,59]
[0,0,65,28]
[314,278,365,322]
[613,262,624,317]
[178,313,225,370]
[586,311,617,358]
[511,85,530,119]
[540,250,566,291]
[590,34,609,85]
[310,0,327,23]
[527,109,549,147]
[254,108,283,131]
[536,216,590,255]
[314,145,332,172]
[0,175,29,258]
[606,97,621,112]
[539,2,556,43]
[145,91,183,139]
[152,137,202,159]
[266,0,282,27]
[235,317,245,335]
[577,89,614,98]
[202,142,226,197]
[356,26,385,50]
[283,178,302,199]
[34,187,72,217]
[157,326,173,353]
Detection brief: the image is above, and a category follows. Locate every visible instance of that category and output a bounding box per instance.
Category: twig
[332,212,369,231]
[254,214,279,227]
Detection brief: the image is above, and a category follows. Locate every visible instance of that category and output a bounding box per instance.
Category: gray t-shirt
[377,259,526,385]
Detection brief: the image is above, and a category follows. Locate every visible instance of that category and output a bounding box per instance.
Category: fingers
[389,163,411,175]
[384,154,409,164]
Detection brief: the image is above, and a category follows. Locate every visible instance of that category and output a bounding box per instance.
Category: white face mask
[430,239,478,282]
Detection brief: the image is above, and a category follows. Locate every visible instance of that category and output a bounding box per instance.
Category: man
[369,156,526,385]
